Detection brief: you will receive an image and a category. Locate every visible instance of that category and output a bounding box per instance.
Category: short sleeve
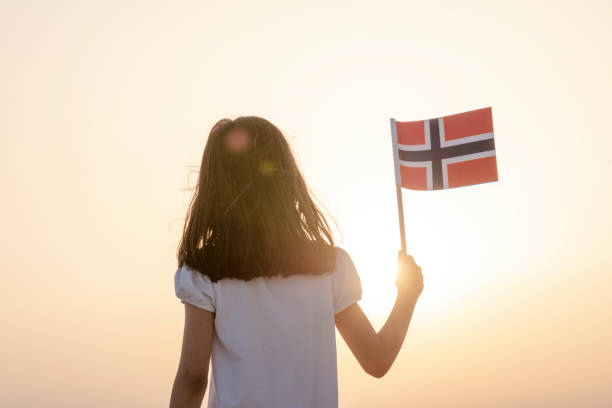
[174,264,216,312]
[331,247,363,314]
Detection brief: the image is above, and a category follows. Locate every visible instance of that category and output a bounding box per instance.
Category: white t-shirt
[174,246,362,408]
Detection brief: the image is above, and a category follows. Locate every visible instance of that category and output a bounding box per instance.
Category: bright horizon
[2,1,611,407]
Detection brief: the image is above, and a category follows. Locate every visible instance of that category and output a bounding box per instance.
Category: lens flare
[259,160,275,176]
[224,128,251,154]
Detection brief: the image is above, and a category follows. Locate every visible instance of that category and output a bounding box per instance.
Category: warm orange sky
[2,1,611,407]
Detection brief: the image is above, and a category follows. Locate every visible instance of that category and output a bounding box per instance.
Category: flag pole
[390,118,407,254]
[395,183,407,254]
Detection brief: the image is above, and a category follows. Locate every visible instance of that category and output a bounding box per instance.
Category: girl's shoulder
[174,263,216,312]
[330,246,362,314]
[332,245,349,259]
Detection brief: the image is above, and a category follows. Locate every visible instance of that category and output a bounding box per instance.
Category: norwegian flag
[390,107,499,190]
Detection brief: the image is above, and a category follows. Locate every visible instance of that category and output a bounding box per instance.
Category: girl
[169,116,424,408]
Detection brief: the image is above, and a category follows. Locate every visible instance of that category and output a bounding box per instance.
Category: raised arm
[334,251,423,378]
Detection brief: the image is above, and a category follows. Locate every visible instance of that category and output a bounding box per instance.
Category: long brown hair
[177,116,337,282]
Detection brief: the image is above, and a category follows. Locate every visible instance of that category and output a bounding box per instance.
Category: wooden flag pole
[395,183,407,254]
[390,118,407,254]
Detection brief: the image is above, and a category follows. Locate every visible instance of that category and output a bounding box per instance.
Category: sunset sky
[2,1,611,407]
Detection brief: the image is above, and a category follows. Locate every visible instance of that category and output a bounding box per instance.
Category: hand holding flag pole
[389,107,499,254]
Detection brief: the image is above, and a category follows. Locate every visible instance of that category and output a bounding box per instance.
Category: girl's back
[169,116,424,408]
[174,246,361,408]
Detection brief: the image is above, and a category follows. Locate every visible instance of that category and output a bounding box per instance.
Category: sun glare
[340,192,485,327]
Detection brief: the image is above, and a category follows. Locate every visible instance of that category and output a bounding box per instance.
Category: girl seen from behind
[169,116,424,408]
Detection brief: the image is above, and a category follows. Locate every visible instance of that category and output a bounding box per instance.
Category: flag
[390,107,499,190]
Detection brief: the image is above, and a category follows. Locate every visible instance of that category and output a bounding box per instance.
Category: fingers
[395,251,424,296]
[397,251,415,263]
[397,252,418,267]
[398,252,422,282]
